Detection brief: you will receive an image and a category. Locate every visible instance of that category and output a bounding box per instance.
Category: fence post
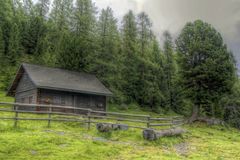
[14,105,19,128]
[87,109,91,130]
[48,105,52,128]
[171,117,174,128]
[147,116,150,128]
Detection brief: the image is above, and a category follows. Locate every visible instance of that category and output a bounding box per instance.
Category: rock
[96,123,129,132]
[118,124,129,130]
[96,123,113,132]
[112,124,120,130]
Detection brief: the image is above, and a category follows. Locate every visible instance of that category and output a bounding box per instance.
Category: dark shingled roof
[8,63,113,96]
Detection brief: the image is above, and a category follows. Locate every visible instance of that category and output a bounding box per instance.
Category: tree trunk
[188,104,199,123]
[143,128,186,141]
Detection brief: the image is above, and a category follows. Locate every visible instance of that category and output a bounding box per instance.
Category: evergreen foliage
[162,31,176,110]
[176,20,236,120]
[0,0,238,127]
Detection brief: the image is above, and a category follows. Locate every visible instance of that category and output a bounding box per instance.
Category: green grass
[0,91,240,160]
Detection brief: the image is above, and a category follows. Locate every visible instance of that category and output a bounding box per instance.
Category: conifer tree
[58,0,97,71]
[22,15,46,55]
[35,0,50,19]
[23,0,34,16]
[163,31,176,110]
[50,0,73,31]
[135,12,153,106]
[7,23,21,64]
[93,7,123,103]
[121,10,139,102]
[0,0,14,56]
[137,12,152,57]
[176,20,236,121]
[150,37,166,110]
[0,28,4,57]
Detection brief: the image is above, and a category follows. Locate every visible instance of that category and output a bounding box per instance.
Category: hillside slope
[0,91,240,160]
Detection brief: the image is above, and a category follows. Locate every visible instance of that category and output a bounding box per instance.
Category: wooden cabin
[7,63,113,113]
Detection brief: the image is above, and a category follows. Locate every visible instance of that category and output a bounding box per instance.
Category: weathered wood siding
[13,71,106,113]
[38,89,106,113]
[16,73,35,93]
[15,89,38,110]
[14,72,37,110]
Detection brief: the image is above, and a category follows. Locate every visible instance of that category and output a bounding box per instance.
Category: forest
[0,0,240,128]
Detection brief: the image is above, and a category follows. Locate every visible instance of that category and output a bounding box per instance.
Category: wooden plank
[91,110,149,118]
[89,115,148,123]
[150,118,173,121]
[149,123,173,127]
[0,117,87,122]
[0,108,86,117]
[0,102,91,112]
[89,121,147,129]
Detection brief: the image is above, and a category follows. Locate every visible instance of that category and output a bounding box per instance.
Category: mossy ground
[0,91,240,160]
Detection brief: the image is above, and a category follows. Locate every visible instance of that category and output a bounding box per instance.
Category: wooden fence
[0,102,185,130]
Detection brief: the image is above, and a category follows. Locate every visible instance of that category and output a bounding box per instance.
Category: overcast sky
[93,0,240,64]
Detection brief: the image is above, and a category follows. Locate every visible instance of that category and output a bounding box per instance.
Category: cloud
[93,0,240,62]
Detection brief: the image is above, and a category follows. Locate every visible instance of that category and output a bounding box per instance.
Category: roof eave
[6,64,38,97]
[37,86,113,97]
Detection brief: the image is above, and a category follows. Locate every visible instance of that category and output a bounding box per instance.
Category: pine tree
[72,0,96,36]
[50,0,73,31]
[121,10,139,102]
[163,31,176,110]
[7,23,21,64]
[93,7,123,103]
[135,12,153,106]
[0,28,4,57]
[23,0,34,15]
[58,0,97,71]
[0,0,14,55]
[137,12,152,57]
[22,15,46,55]
[35,0,50,19]
[0,0,13,23]
[149,37,166,111]
[176,20,236,121]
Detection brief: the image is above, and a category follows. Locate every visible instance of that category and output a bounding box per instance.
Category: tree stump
[143,128,186,141]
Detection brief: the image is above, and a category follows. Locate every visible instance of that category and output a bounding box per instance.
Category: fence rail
[0,102,185,129]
